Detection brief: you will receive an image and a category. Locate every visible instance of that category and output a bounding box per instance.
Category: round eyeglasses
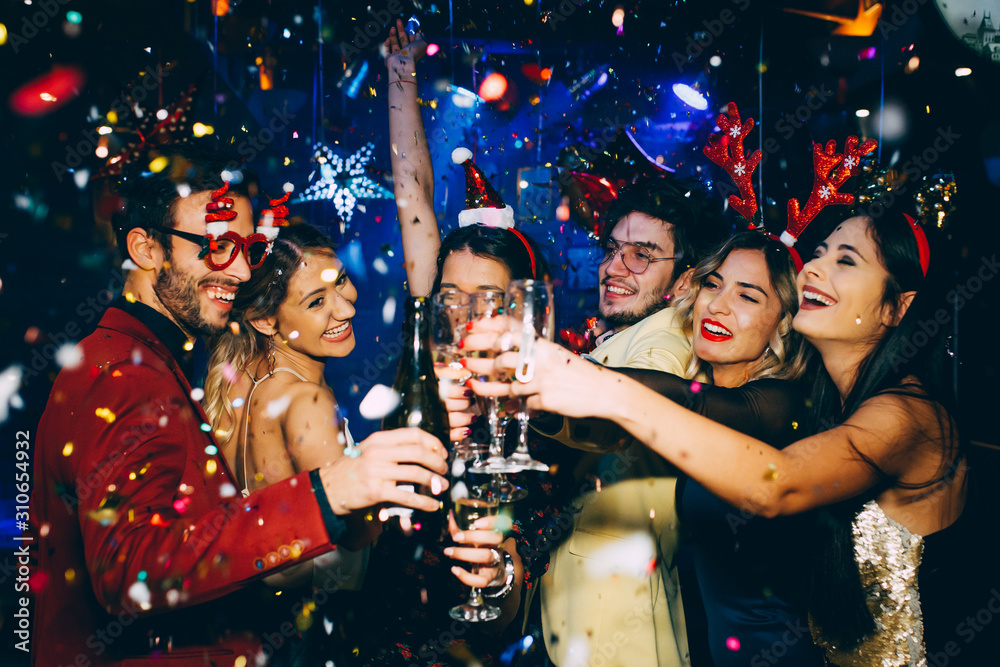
[152,226,270,270]
[599,237,679,275]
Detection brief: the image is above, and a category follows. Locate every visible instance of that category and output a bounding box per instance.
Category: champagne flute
[432,290,473,459]
[503,279,553,472]
[468,291,527,500]
[448,479,501,622]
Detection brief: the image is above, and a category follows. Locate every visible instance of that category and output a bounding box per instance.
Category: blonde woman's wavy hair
[203,224,340,442]
[672,231,810,383]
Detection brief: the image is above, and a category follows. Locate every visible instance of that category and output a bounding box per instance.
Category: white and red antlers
[703,102,763,225]
[781,135,878,247]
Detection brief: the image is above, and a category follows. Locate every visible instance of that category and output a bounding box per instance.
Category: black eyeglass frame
[598,237,681,275]
[150,225,270,270]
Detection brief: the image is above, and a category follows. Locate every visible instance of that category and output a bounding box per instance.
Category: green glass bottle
[382,296,450,537]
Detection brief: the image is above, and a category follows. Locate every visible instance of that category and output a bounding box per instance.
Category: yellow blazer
[538,306,692,666]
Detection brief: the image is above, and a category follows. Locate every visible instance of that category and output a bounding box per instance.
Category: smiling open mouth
[802,288,837,308]
[605,285,635,296]
[701,319,732,341]
[322,322,351,341]
[206,286,235,306]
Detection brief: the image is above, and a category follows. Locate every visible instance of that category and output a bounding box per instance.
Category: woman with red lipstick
[477,210,987,665]
[203,224,503,665]
[614,231,823,666]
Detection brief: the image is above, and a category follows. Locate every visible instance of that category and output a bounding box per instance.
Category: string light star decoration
[293,142,393,222]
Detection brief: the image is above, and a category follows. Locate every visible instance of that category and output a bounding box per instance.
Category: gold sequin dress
[810,500,926,666]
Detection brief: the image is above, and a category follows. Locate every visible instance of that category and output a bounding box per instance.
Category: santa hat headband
[451,147,536,278]
[452,147,516,229]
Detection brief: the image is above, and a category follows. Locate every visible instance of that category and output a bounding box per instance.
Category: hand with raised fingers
[318,427,449,516]
[383,18,427,72]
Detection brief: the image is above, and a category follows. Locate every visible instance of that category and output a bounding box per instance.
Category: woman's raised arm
[384,19,440,297]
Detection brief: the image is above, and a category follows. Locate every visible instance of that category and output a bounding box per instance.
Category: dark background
[1,0,998,659]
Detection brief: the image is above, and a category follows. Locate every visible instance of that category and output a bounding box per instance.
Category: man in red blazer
[28,144,448,666]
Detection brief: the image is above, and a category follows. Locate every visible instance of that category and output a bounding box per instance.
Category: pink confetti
[726,637,741,651]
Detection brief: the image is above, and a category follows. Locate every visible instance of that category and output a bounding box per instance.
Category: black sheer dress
[613,369,826,667]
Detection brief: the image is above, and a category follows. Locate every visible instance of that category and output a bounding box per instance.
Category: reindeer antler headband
[704,102,881,273]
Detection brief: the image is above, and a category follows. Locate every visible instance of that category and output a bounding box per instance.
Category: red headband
[903,213,930,277]
[765,232,804,273]
[506,228,537,279]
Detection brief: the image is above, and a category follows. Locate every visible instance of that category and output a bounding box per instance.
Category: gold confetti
[148,156,169,173]
[95,408,116,423]
[62,442,74,456]
[205,460,217,475]
[65,568,76,582]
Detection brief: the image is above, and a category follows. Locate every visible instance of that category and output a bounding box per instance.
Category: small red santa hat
[258,183,294,243]
[452,147,515,229]
[204,181,236,250]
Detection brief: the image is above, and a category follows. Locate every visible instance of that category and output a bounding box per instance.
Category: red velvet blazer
[29,307,337,666]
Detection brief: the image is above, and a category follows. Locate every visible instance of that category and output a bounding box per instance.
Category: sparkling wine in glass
[448,483,501,622]
[432,289,473,459]
[468,290,527,499]
[503,279,554,472]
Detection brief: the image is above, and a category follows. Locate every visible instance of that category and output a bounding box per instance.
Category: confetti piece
[266,394,292,418]
[205,460,217,475]
[128,581,151,610]
[219,483,237,498]
[56,343,83,369]
[94,408,116,423]
[358,384,400,420]
[450,480,469,502]
[62,442,73,456]
[726,636,741,651]
[190,387,205,401]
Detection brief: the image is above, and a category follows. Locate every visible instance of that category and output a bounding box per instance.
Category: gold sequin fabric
[811,500,926,666]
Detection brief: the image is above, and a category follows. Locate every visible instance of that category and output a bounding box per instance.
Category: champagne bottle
[383,296,450,538]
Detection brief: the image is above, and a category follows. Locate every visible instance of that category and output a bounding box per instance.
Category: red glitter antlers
[703,102,763,225]
[781,136,877,247]
[258,190,292,243]
[204,181,237,251]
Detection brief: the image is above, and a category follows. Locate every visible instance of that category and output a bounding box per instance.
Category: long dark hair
[805,206,963,647]
[431,224,549,294]
[204,224,339,440]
